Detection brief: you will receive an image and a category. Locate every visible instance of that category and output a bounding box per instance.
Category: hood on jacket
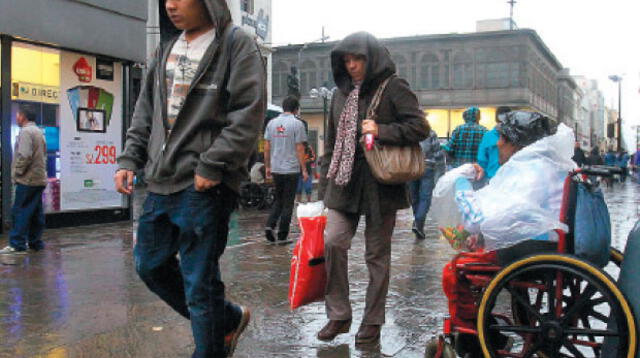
[159,0,232,42]
[463,106,480,123]
[330,32,396,95]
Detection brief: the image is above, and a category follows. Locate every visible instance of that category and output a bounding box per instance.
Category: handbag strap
[366,75,394,120]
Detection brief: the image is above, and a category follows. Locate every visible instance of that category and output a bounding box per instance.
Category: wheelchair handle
[578,165,623,177]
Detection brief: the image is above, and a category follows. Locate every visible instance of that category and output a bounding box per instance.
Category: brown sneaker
[224,305,251,357]
[355,324,381,345]
[316,319,351,341]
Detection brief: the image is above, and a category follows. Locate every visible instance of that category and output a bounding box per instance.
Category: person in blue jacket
[476,106,511,181]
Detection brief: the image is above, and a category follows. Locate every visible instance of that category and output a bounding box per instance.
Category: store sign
[241,8,269,40]
[73,57,93,83]
[11,82,60,104]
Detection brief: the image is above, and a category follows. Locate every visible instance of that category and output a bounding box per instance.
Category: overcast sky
[272,0,640,148]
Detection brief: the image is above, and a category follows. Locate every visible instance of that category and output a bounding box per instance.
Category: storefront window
[11,42,61,213]
[10,42,124,214]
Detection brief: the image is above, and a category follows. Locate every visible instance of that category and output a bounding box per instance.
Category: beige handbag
[361,76,425,185]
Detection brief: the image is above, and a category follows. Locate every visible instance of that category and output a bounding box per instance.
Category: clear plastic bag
[430,164,477,229]
[431,124,576,251]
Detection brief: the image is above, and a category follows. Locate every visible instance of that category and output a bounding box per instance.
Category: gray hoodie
[12,122,48,187]
[118,0,266,194]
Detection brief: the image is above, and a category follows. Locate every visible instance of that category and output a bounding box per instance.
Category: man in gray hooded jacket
[114,0,265,356]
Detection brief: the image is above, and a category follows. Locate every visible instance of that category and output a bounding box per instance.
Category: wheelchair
[425,165,637,358]
[238,181,275,210]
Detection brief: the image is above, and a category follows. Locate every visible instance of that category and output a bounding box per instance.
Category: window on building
[441,50,451,88]
[453,50,473,89]
[419,53,439,90]
[240,0,254,14]
[273,61,288,97]
[475,47,516,88]
[300,60,317,95]
[392,55,409,82]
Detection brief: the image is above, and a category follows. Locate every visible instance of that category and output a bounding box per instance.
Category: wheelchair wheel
[424,336,456,358]
[478,254,636,358]
[260,186,275,209]
[239,182,264,209]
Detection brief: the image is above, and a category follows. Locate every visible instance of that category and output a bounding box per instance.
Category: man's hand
[362,119,379,137]
[265,166,272,179]
[194,174,220,192]
[114,169,135,195]
[302,170,309,182]
[472,163,485,181]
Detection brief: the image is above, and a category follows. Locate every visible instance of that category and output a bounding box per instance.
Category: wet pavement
[1,181,638,358]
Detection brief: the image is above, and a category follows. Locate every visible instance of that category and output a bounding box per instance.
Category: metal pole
[1,35,13,232]
[617,80,622,150]
[322,96,327,144]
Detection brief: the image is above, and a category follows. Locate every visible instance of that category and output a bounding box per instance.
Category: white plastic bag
[430,164,477,228]
[296,201,327,218]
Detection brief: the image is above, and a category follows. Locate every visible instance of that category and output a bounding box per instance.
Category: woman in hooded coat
[317,32,429,344]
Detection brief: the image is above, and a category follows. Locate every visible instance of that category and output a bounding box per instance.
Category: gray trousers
[324,209,396,325]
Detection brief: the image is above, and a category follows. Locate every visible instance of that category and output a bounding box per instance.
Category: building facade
[573,76,606,150]
[0,0,148,230]
[272,29,566,156]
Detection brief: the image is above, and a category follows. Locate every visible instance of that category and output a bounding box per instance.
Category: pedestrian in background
[604,148,617,166]
[0,105,47,255]
[617,149,630,183]
[409,128,444,240]
[317,31,428,344]
[477,106,511,180]
[296,142,315,203]
[443,107,487,168]
[264,96,308,242]
[632,147,640,182]
[587,147,603,165]
[114,0,265,356]
[572,141,586,167]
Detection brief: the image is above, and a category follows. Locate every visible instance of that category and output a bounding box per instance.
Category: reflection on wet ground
[0,182,638,357]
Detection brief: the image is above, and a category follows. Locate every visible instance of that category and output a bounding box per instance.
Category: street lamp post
[309,86,333,147]
[609,74,623,150]
[297,33,330,90]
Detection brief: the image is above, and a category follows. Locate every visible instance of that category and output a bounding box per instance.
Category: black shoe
[412,222,426,240]
[265,227,276,242]
[224,305,251,357]
[277,231,288,241]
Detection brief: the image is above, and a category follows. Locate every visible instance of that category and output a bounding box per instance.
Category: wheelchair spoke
[545,271,556,313]
[564,328,621,337]
[561,285,597,325]
[563,339,587,358]
[489,324,542,334]
[587,309,609,323]
[507,285,543,322]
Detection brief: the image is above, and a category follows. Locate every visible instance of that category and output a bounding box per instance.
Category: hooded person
[114,0,266,356]
[317,32,429,344]
[443,106,488,168]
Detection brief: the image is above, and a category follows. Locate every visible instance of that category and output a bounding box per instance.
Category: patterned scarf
[327,83,361,185]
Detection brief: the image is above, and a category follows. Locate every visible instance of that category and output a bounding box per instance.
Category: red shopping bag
[289,215,327,309]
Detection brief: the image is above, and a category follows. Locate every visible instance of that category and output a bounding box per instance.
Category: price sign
[86,145,117,164]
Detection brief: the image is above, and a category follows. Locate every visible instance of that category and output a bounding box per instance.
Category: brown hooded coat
[319,32,429,217]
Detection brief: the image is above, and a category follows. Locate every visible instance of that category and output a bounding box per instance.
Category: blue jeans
[408,167,436,232]
[296,173,313,195]
[135,184,241,358]
[10,184,46,251]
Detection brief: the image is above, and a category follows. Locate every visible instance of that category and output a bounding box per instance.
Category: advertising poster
[59,52,123,211]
